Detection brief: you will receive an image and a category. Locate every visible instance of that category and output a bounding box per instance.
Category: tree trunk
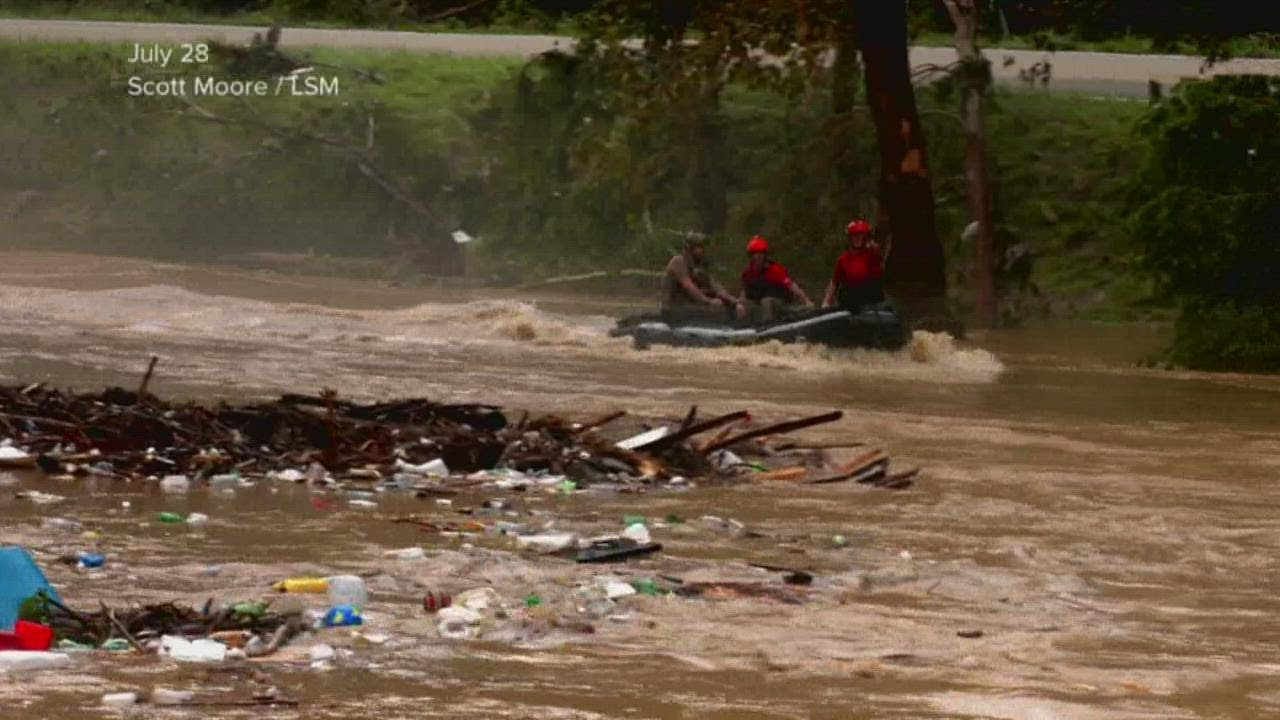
[849,0,948,306]
[942,0,998,328]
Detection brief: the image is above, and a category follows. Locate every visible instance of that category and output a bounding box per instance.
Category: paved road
[3,18,1279,97]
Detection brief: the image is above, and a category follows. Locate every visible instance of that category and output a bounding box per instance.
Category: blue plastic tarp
[0,547,60,630]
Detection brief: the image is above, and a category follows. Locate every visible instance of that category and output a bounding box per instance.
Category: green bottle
[156,512,184,523]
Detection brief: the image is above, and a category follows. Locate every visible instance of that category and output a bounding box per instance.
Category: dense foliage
[1131,76,1280,370]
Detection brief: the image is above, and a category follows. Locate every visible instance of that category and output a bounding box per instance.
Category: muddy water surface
[1,253,1278,720]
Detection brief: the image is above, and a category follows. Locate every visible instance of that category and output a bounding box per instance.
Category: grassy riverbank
[0,39,1158,321]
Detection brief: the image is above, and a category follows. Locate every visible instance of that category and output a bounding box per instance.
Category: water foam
[0,284,1002,385]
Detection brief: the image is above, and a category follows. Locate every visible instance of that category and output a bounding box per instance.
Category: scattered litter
[385,547,425,561]
[621,523,652,545]
[577,538,663,564]
[274,577,328,594]
[422,592,452,613]
[160,635,227,663]
[151,688,194,705]
[604,582,637,600]
[322,606,362,628]
[0,446,35,469]
[326,575,367,609]
[101,692,138,708]
[516,533,577,554]
[0,651,72,672]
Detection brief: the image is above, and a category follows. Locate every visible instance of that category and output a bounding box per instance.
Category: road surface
[2,18,1279,96]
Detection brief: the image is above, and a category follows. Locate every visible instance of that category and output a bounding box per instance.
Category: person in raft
[661,234,746,323]
[738,235,814,322]
[822,219,886,309]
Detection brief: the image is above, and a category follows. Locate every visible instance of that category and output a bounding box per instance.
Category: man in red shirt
[738,235,814,322]
[823,219,886,309]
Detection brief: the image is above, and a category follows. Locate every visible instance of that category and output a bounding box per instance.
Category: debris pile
[0,383,915,489]
[25,592,302,658]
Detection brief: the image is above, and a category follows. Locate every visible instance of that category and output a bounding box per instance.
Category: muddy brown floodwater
[1,252,1278,720]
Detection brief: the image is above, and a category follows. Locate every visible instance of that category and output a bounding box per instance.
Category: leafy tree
[1131,75,1280,370]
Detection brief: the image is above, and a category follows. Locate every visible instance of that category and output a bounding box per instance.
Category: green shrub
[1131,75,1280,370]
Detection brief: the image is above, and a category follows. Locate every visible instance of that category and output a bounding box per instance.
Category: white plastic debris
[515,533,578,553]
[621,523,652,545]
[159,636,227,663]
[616,426,669,451]
[275,468,306,482]
[436,606,482,640]
[41,517,80,532]
[395,458,448,477]
[384,547,425,560]
[209,473,240,490]
[605,582,637,600]
[159,475,190,494]
[0,446,34,468]
[185,512,210,527]
[0,651,73,672]
[455,587,499,612]
[22,491,65,505]
[151,688,194,705]
[100,692,138,708]
[348,499,378,509]
[711,450,746,470]
[308,644,336,663]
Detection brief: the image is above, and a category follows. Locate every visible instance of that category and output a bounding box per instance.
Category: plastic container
[422,591,452,613]
[273,577,329,594]
[159,475,190,493]
[0,547,61,630]
[76,552,106,569]
[621,523,652,544]
[322,605,363,627]
[326,575,368,609]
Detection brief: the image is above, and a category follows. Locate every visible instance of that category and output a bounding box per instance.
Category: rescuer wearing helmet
[822,220,886,309]
[738,235,814,322]
[661,234,746,323]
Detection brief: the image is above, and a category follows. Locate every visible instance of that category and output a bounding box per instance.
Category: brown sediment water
[1,252,1278,719]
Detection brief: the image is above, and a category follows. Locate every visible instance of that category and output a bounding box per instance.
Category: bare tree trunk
[942,0,998,328]
[850,0,948,308]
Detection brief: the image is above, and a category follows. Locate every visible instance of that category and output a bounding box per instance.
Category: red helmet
[746,235,769,255]
[846,219,871,238]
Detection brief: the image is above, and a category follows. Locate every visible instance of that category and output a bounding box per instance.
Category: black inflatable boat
[611,301,908,350]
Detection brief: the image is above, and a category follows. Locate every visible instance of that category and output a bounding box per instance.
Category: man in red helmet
[738,235,813,322]
[822,220,886,309]
[661,234,746,323]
